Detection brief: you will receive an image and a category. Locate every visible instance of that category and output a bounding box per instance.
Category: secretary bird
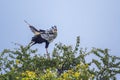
[24,20,57,58]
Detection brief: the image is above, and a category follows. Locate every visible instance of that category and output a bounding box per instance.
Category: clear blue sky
[0,0,120,56]
[0,0,120,78]
[0,0,120,55]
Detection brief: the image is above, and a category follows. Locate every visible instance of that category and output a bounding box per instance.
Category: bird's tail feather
[24,20,31,26]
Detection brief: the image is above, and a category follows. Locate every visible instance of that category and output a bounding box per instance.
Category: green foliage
[0,36,120,80]
[90,48,120,80]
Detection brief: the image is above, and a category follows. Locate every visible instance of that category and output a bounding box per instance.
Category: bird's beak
[53,29,57,33]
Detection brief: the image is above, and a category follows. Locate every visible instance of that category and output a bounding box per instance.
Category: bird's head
[52,25,57,33]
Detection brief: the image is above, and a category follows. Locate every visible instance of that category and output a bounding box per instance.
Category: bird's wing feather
[29,26,40,35]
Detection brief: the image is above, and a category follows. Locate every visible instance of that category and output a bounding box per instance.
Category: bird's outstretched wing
[24,20,40,35]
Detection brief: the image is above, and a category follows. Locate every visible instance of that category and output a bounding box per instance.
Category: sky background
[0,0,120,79]
[0,0,120,55]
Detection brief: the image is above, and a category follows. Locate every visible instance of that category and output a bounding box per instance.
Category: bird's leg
[46,48,50,59]
[46,48,48,54]
[28,41,35,47]
[28,41,33,46]
[30,42,36,47]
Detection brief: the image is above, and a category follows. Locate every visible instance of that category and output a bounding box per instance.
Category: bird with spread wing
[24,20,57,58]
